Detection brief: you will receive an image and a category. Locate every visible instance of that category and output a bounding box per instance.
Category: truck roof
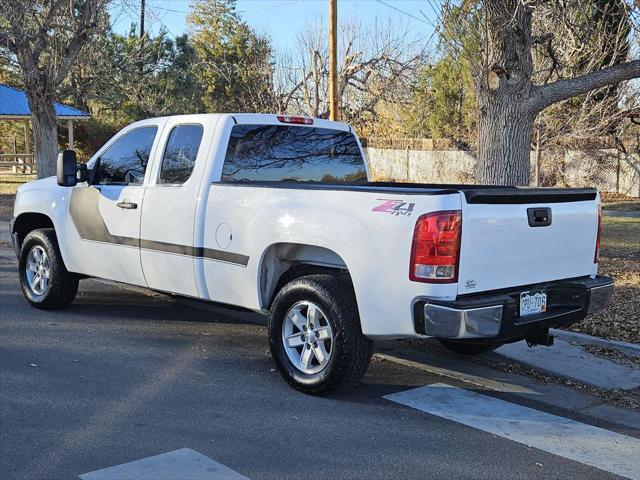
[126,113,352,132]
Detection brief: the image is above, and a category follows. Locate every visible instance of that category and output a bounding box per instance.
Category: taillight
[276,115,313,125]
[594,205,602,263]
[410,210,462,283]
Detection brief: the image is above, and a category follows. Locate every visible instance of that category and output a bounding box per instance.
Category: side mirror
[88,157,101,185]
[57,150,78,187]
[77,164,88,183]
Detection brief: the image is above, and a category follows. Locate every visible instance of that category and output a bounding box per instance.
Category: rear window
[221,125,367,183]
[158,124,203,184]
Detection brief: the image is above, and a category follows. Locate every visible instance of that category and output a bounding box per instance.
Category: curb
[552,329,640,356]
[374,346,640,432]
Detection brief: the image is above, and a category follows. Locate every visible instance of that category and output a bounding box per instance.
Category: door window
[158,124,204,184]
[98,126,158,185]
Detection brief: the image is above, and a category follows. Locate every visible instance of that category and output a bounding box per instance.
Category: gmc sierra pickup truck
[11,113,613,394]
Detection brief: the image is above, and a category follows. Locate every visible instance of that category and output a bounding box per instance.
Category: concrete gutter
[492,338,640,391]
[552,329,640,355]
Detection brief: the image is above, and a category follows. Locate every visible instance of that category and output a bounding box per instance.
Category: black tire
[19,228,78,310]
[268,274,373,395]
[438,339,501,355]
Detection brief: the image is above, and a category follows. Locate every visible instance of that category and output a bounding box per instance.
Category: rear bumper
[413,276,614,342]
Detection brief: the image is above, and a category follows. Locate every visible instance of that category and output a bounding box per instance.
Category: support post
[23,120,31,174]
[329,0,338,121]
[67,119,74,150]
[24,120,30,155]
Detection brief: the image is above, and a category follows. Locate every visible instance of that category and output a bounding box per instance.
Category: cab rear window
[221,125,367,183]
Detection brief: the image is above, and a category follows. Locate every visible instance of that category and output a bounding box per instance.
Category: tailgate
[457,188,599,295]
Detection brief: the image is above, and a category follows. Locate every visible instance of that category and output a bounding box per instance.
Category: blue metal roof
[0,83,90,118]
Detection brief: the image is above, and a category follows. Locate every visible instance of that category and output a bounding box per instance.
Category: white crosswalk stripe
[385,383,640,480]
[79,448,250,480]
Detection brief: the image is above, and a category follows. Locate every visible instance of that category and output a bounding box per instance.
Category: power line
[148,0,300,15]
[374,0,431,25]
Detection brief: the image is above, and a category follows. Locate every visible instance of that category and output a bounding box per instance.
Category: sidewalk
[492,332,640,391]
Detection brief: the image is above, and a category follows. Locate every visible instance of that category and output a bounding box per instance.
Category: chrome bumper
[417,276,614,340]
[424,303,503,339]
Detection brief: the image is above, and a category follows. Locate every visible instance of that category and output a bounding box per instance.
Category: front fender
[13,176,71,264]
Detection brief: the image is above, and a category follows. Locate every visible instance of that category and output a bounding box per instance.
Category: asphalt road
[0,244,636,480]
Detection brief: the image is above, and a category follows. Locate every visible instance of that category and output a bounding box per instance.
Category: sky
[109,0,438,51]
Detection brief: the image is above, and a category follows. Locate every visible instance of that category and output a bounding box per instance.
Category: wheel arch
[258,242,354,310]
[12,212,55,249]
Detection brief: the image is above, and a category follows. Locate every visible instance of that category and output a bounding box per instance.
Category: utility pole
[140,0,146,41]
[329,0,338,121]
[139,0,145,76]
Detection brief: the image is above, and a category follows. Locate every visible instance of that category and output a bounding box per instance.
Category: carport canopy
[0,83,90,151]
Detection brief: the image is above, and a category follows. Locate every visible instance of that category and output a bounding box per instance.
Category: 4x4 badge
[372,199,415,217]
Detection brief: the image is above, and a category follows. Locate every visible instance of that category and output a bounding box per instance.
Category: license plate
[520,290,547,316]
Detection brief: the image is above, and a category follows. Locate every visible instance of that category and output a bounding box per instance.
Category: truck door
[66,125,161,286]
[139,120,209,297]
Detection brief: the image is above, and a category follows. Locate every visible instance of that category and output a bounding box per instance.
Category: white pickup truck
[11,113,613,394]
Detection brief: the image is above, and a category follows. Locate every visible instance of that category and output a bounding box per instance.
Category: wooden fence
[0,153,36,173]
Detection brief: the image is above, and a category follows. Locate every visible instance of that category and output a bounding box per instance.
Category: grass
[602,201,640,212]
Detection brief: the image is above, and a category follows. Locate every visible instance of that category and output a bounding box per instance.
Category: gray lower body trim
[140,239,249,266]
[70,187,249,267]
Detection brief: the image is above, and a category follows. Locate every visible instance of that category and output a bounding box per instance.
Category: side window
[98,126,158,185]
[158,124,204,184]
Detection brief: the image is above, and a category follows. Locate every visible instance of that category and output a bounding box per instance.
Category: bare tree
[0,0,107,177]
[275,18,427,129]
[430,0,640,185]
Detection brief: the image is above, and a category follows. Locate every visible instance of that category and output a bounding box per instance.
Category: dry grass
[567,216,640,344]
[0,174,35,221]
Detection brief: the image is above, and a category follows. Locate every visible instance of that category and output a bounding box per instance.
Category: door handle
[527,207,551,227]
[117,201,138,210]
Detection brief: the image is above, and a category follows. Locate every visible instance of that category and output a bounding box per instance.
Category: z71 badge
[372,199,415,217]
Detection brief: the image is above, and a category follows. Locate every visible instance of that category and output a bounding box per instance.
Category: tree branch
[528,60,640,113]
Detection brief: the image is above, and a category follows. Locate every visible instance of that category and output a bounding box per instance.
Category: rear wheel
[438,339,501,355]
[19,228,78,310]
[268,274,373,395]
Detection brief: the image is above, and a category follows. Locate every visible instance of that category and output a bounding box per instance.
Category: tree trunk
[476,92,534,186]
[473,0,535,186]
[27,96,58,178]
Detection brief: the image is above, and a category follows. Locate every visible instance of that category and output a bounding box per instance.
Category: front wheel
[19,228,79,310]
[268,274,373,395]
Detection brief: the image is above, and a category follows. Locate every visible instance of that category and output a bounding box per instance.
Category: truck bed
[217,180,597,204]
